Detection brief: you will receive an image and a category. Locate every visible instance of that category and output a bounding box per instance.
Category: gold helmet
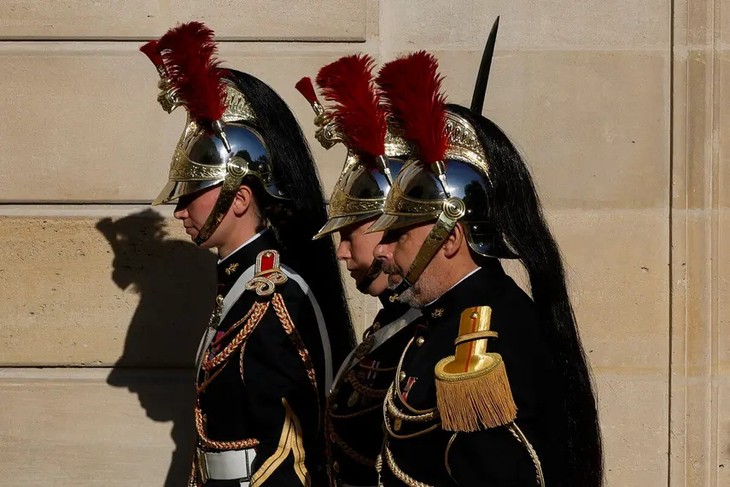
[368,20,515,299]
[142,22,286,245]
[295,55,411,241]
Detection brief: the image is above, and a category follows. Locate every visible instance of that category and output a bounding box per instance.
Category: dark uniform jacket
[379,260,560,486]
[195,230,329,487]
[326,293,419,486]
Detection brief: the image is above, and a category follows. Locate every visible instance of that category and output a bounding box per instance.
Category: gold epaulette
[245,250,288,297]
[434,306,517,432]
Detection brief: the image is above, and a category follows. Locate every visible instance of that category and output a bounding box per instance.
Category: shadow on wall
[96,209,216,487]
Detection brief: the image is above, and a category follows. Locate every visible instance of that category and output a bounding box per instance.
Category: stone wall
[0,1,726,485]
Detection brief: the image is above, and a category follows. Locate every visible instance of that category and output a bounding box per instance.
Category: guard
[141,22,354,486]
[296,55,420,487]
[368,20,603,487]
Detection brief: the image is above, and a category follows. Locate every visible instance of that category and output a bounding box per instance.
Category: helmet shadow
[96,209,216,486]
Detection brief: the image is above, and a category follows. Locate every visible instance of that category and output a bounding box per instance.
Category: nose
[173,200,188,220]
[335,240,351,261]
[373,240,394,264]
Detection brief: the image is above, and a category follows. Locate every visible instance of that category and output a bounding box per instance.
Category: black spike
[470,16,500,114]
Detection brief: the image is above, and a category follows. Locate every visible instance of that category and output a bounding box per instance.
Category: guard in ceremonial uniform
[368,21,603,487]
[141,22,354,486]
[295,56,420,487]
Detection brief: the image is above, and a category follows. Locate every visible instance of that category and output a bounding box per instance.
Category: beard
[382,261,431,309]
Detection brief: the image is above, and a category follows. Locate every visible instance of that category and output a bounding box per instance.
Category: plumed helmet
[151,84,285,206]
[369,109,514,259]
[367,45,515,257]
[141,22,286,244]
[295,54,411,240]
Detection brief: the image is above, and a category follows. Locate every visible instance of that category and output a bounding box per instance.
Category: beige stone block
[719,375,730,485]
[0,213,216,366]
[380,0,669,51]
[594,372,668,486]
[168,0,370,41]
[344,283,381,340]
[0,0,369,40]
[435,49,670,210]
[719,210,730,374]
[0,211,378,365]
[0,368,193,486]
[0,43,367,202]
[0,43,181,203]
[531,209,669,373]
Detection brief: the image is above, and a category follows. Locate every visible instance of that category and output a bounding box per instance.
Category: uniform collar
[216,229,279,289]
[422,259,506,326]
[374,289,412,327]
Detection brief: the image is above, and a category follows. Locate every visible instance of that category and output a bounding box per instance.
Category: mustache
[381,262,403,276]
[355,259,383,293]
[364,259,383,280]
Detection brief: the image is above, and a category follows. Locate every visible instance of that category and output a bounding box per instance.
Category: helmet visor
[151,179,223,206]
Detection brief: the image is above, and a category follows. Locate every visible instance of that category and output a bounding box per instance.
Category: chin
[367,282,388,297]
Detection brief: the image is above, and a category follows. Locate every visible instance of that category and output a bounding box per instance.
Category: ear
[230,185,253,217]
[442,222,466,259]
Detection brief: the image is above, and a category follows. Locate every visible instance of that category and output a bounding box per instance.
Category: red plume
[140,40,164,69]
[316,54,386,159]
[295,77,318,105]
[157,22,227,125]
[376,51,447,165]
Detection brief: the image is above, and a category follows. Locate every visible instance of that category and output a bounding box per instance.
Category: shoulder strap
[330,308,421,393]
[195,263,256,374]
[280,263,333,393]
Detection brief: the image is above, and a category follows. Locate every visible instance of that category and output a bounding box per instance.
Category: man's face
[173,185,222,248]
[374,222,439,308]
[336,219,388,296]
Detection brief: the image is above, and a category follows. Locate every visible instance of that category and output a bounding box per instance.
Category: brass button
[347,391,360,407]
[399,371,406,382]
[372,321,381,331]
[416,336,425,347]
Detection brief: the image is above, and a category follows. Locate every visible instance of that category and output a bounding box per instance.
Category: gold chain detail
[325,414,376,467]
[329,401,381,420]
[385,383,439,422]
[507,422,546,487]
[210,305,255,348]
[201,301,270,373]
[194,406,259,451]
[393,338,439,415]
[346,369,387,399]
[188,453,200,487]
[198,302,268,393]
[245,270,288,297]
[271,293,319,396]
[383,404,440,440]
[382,442,434,487]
